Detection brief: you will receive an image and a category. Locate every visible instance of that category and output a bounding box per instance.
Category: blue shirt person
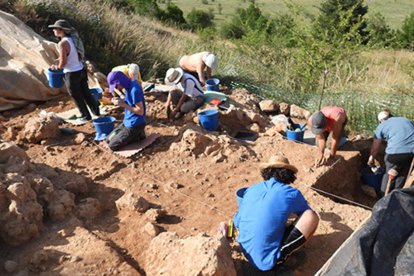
[228,156,319,272]
[369,111,414,195]
[106,71,146,151]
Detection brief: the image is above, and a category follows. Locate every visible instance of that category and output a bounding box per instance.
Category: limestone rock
[74,133,86,144]
[259,100,279,113]
[23,115,60,143]
[76,197,101,219]
[145,232,236,276]
[143,222,160,237]
[47,190,75,221]
[290,104,311,119]
[0,12,64,112]
[144,208,167,223]
[115,193,150,213]
[0,142,28,164]
[279,102,290,116]
[247,123,261,133]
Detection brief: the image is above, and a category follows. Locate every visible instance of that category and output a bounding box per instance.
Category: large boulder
[0,11,63,111]
[290,104,311,119]
[145,232,236,276]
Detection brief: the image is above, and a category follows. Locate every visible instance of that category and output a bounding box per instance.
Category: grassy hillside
[160,0,414,29]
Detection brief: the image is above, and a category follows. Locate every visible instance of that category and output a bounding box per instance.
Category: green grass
[160,0,414,29]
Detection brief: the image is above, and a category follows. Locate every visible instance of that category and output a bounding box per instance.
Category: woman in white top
[49,19,99,121]
[164,67,204,119]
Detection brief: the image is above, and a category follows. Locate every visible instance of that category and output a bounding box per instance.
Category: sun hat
[311,111,327,135]
[260,156,298,174]
[377,110,390,122]
[48,19,73,31]
[203,53,218,70]
[165,68,184,85]
[107,71,125,92]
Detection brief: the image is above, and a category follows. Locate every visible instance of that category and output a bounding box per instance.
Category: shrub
[398,12,414,50]
[187,8,214,30]
[366,12,398,48]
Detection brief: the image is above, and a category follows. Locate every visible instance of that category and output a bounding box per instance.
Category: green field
[160,0,414,29]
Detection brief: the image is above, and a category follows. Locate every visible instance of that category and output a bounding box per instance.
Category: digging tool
[403,158,414,189]
[385,168,398,196]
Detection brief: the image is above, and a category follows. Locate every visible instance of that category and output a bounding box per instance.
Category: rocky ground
[0,88,375,275]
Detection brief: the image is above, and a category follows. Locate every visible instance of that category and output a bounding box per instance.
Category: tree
[159,3,187,27]
[130,0,162,18]
[187,8,214,30]
[366,12,397,48]
[398,12,414,50]
[314,0,369,44]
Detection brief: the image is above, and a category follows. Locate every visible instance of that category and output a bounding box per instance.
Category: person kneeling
[106,71,146,151]
[233,156,319,272]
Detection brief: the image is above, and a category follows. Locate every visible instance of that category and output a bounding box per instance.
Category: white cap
[377,111,390,122]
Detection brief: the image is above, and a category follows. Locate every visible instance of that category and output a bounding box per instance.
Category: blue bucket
[286,124,305,142]
[362,173,384,191]
[206,78,220,91]
[198,109,219,131]
[48,68,65,88]
[93,116,115,141]
[89,88,103,104]
[236,187,247,208]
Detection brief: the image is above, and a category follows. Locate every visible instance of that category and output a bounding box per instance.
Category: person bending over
[164,67,204,119]
[368,110,414,196]
[179,51,217,86]
[308,106,347,166]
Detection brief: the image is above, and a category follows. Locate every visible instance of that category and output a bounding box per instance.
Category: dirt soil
[0,89,375,275]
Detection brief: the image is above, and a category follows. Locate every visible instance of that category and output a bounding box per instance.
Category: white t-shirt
[62,37,83,73]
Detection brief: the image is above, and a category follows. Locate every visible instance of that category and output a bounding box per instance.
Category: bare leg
[293,209,319,240]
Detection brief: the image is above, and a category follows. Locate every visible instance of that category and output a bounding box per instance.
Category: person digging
[164,67,204,120]
[368,110,414,197]
[220,156,319,273]
[307,106,347,167]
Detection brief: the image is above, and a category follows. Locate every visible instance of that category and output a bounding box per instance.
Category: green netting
[230,81,414,133]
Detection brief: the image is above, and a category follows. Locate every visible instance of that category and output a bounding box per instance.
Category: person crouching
[106,71,146,151]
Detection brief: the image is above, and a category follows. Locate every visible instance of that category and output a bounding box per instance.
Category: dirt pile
[0,142,99,246]
[145,232,236,276]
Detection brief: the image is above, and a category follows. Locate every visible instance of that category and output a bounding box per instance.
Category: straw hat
[165,68,184,85]
[260,156,298,174]
[48,19,73,31]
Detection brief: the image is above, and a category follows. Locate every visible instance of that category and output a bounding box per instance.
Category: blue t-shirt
[374,117,414,154]
[233,178,310,271]
[123,80,146,128]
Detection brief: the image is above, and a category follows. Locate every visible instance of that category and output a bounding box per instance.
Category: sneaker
[78,117,91,123]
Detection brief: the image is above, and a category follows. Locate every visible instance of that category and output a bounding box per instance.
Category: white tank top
[62,37,84,73]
